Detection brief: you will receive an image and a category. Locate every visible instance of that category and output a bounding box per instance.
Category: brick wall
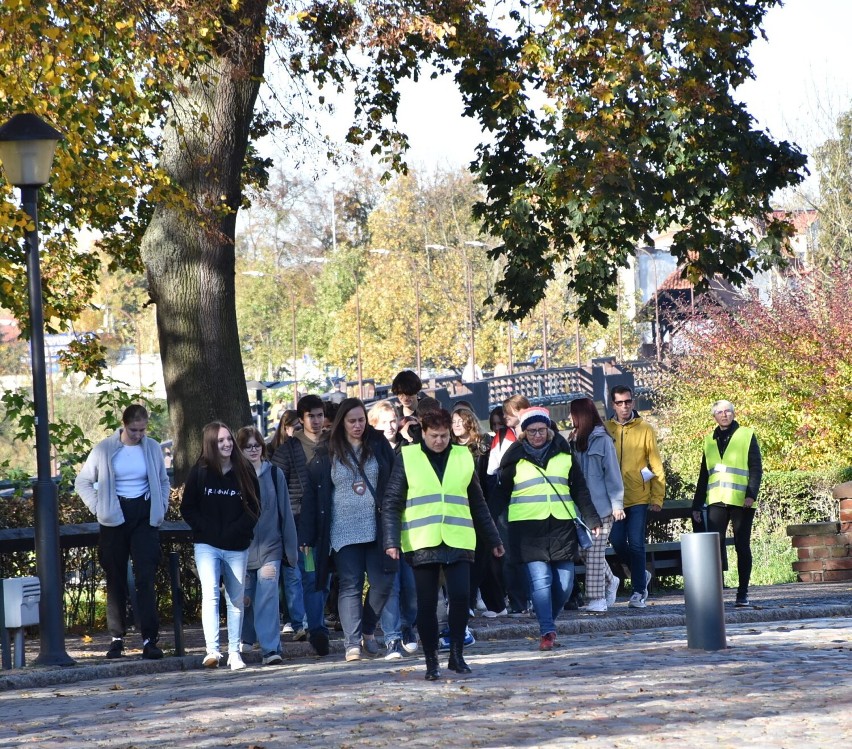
[786,491,852,583]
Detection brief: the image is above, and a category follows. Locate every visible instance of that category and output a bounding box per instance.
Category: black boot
[447,642,472,674]
[424,650,441,681]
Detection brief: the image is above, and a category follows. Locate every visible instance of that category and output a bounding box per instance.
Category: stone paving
[0,582,850,748]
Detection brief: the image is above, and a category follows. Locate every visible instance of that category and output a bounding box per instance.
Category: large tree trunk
[141,1,268,485]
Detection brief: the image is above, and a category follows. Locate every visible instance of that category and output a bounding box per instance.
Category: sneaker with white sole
[483,608,507,618]
[292,627,308,642]
[281,622,295,635]
[605,576,620,607]
[202,651,221,668]
[262,652,283,666]
[228,652,247,671]
[628,592,646,608]
[384,639,405,661]
[345,646,361,662]
[239,642,255,654]
[642,570,653,603]
[580,598,607,612]
[401,626,418,654]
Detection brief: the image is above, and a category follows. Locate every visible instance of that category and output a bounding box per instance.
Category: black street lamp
[0,113,74,666]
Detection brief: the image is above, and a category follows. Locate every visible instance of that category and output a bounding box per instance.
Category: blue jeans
[379,555,417,642]
[194,543,248,655]
[526,560,575,636]
[300,548,329,636]
[281,562,306,629]
[242,560,281,655]
[609,504,649,595]
[333,542,395,649]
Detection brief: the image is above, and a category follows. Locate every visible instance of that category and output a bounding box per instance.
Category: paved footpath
[1,583,851,748]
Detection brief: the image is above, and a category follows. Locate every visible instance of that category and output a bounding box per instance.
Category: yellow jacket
[606,415,665,508]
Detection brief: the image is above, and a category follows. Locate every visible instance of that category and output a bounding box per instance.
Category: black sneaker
[142,640,164,660]
[309,630,330,656]
[106,639,124,659]
[384,639,405,661]
[735,595,751,608]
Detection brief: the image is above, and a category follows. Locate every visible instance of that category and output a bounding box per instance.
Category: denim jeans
[281,562,306,629]
[299,548,330,636]
[379,555,417,642]
[243,560,281,655]
[526,560,575,636]
[194,543,248,655]
[332,542,395,649]
[609,504,649,596]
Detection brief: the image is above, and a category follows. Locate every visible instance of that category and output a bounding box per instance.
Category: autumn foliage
[658,269,852,477]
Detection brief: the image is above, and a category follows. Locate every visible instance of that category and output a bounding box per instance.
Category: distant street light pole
[0,113,74,666]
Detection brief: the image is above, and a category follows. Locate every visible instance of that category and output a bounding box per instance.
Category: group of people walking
[75,373,762,679]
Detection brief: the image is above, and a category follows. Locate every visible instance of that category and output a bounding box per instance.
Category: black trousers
[706,503,755,595]
[413,561,470,653]
[98,497,161,642]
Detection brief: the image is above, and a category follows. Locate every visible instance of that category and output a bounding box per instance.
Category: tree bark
[141,1,268,485]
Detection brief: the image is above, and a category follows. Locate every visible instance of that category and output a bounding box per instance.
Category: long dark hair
[198,421,260,518]
[327,397,373,471]
[269,409,300,451]
[569,397,604,453]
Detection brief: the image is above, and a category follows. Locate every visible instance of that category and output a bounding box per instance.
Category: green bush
[754,467,851,532]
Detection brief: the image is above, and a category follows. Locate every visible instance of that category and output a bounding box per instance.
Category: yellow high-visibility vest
[509,453,578,522]
[400,445,476,552]
[704,427,753,507]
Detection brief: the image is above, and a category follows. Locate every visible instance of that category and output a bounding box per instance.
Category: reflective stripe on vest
[400,444,476,552]
[508,453,578,522]
[704,427,753,507]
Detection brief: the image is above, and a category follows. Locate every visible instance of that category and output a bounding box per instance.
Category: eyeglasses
[526,427,548,436]
[244,444,262,451]
[613,399,633,406]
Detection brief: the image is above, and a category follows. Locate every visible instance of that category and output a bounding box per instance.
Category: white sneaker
[202,651,221,668]
[281,622,295,635]
[580,598,607,612]
[345,646,362,662]
[605,576,620,607]
[228,652,247,671]
[239,642,256,654]
[628,592,646,608]
[475,594,487,611]
[642,570,653,603]
[483,608,508,618]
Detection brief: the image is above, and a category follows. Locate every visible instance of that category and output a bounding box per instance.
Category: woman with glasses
[569,397,625,613]
[235,425,298,665]
[493,407,601,651]
[180,422,260,669]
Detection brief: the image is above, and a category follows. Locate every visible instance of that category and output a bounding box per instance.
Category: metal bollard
[681,532,727,651]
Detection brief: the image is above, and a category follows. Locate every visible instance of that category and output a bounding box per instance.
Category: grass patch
[723,529,797,588]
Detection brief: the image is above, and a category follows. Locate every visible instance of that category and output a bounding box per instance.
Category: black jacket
[299,426,396,589]
[692,421,763,510]
[382,442,502,567]
[269,434,312,525]
[493,432,601,563]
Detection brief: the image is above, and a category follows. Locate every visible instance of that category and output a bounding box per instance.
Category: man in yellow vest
[691,400,763,607]
[383,409,503,680]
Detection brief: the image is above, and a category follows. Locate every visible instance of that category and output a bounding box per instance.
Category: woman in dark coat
[493,407,601,651]
[300,398,396,662]
[384,408,504,680]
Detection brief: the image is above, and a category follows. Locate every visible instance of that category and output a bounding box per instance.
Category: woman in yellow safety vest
[691,400,762,607]
[494,407,602,652]
[383,408,504,681]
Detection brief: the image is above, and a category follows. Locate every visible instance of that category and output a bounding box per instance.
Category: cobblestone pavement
[1,615,850,748]
[1,582,850,748]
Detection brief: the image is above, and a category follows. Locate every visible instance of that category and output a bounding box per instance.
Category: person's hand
[386,547,400,560]
[649,504,662,513]
[612,509,626,521]
[591,526,601,538]
[492,544,505,558]
[744,497,755,509]
[692,511,704,523]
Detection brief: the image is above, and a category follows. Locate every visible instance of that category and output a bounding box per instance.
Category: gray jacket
[574,425,624,519]
[75,430,171,527]
[247,461,298,570]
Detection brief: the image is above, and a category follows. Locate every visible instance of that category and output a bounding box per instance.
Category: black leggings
[413,561,470,653]
[706,503,755,595]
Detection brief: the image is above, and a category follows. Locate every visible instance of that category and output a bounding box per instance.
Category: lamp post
[0,113,74,666]
[638,247,662,362]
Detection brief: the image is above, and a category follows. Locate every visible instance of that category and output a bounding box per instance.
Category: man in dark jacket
[692,400,762,607]
[383,409,503,680]
[269,394,330,655]
[493,407,601,651]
